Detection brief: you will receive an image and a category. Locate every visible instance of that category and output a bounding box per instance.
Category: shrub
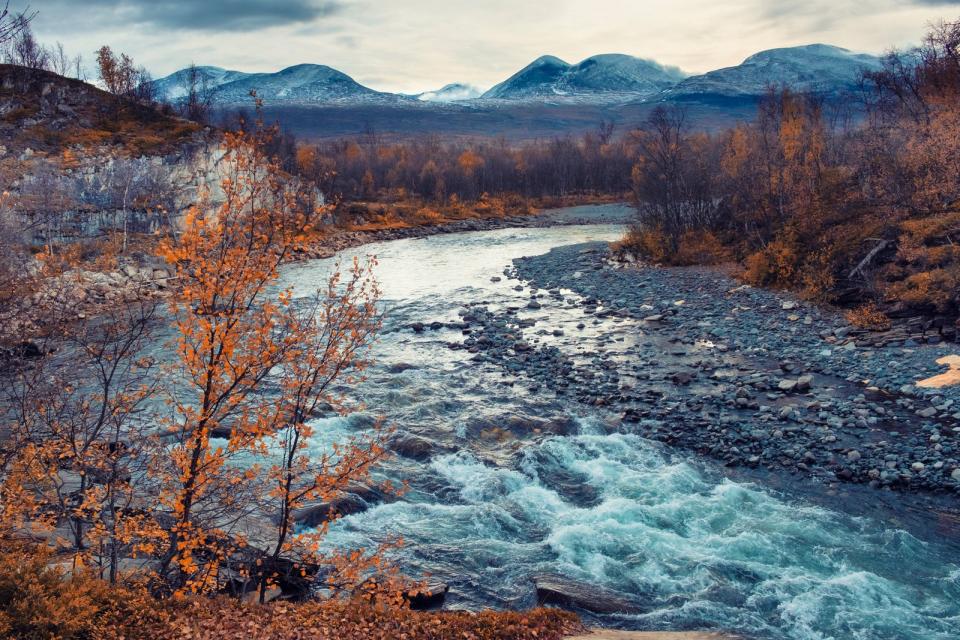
[889,266,960,314]
[673,230,728,266]
[742,238,800,288]
[0,543,164,640]
[622,225,670,263]
[845,302,892,331]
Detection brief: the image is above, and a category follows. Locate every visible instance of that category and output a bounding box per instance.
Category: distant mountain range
[153,44,884,108]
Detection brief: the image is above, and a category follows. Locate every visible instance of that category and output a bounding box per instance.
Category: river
[278,212,960,640]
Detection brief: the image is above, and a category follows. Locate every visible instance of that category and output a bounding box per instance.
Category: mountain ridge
[152,43,884,109]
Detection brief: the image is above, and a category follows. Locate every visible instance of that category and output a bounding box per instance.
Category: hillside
[0,65,202,157]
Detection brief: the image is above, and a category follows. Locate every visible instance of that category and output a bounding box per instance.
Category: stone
[291,494,368,527]
[408,580,449,611]
[796,375,814,392]
[847,450,861,462]
[533,574,644,614]
[778,379,798,392]
[389,433,435,460]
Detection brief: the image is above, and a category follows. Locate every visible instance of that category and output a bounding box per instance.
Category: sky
[27,0,960,93]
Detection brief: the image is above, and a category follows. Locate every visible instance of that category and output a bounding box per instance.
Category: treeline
[292,124,634,204]
[624,19,960,329]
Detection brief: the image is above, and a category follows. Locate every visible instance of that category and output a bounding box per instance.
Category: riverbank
[296,203,636,260]
[445,240,960,539]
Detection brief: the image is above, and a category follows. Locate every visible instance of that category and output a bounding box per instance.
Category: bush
[0,543,163,640]
[845,302,892,331]
[742,237,801,288]
[622,226,670,263]
[673,230,728,266]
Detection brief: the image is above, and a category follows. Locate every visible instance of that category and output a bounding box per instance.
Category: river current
[278,221,960,640]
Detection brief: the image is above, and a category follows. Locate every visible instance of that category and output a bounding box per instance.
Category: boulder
[778,379,798,393]
[291,494,369,527]
[388,433,435,460]
[533,574,644,614]
[796,375,814,392]
[408,580,449,611]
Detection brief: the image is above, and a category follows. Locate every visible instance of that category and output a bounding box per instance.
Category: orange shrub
[845,302,892,331]
[623,226,671,263]
[888,267,960,313]
[742,237,801,288]
[0,543,164,640]
[673,230,728,266]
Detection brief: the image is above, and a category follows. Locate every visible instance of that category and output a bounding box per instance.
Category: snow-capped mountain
[416,83,484,102]
[153,44,885,111]
[666,44,883,99]
[481,54,686,101]
[154,64,401,105]
[152,66,251,101]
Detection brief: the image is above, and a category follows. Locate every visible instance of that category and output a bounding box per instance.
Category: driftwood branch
[849,239,890,280]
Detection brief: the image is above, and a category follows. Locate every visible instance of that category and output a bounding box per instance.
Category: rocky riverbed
[440,241,960,523]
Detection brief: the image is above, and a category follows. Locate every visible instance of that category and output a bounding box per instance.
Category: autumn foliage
[621,18,960,334]
[0,540,581,640]
[0,107,469,638]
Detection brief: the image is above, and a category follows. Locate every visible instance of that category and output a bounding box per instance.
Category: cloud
[23,0,960,92]
[39,0,347,32]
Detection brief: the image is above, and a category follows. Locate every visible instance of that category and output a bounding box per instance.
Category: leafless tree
[6,17,47,70]
[0,1,33,46]
[48,41,82,78]
[179,63,217,124]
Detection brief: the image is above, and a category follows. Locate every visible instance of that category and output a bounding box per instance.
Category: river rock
[533,574,645,614]
[778,379,798,392]
[291,494,368,527]
[408,580,449,611]
[389,433,435,460]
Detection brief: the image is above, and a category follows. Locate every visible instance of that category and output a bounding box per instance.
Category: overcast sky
[27,0,960,93]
